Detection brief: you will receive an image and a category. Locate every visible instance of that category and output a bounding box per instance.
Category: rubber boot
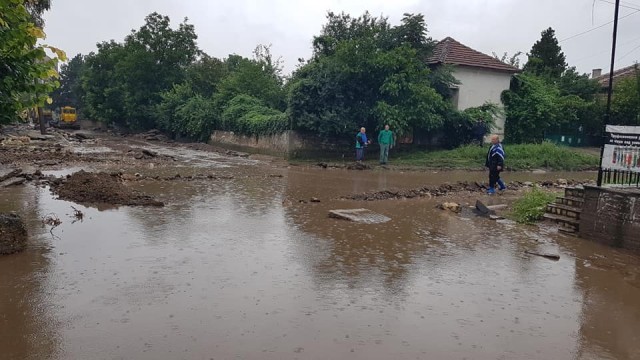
[497,179,506,191]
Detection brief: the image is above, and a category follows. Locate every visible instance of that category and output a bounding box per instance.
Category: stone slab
[329,208,391,224]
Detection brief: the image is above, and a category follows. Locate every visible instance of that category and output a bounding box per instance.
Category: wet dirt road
[1,142,640,360]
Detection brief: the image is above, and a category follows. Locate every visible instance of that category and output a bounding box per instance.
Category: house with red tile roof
[593,63,639,89]
[428,37,520,138]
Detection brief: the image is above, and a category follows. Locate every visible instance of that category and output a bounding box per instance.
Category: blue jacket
[486,143,505,170]
[356,132,368,149]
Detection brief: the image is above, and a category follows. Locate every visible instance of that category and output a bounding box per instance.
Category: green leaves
[215,50,285,112]
[511,187,557,224]
[221,95,287,135]
[611,66,640,125]
[80,13,199,129]
[0,0,62,124]
[523,27,567,79]
[289,13,450,138]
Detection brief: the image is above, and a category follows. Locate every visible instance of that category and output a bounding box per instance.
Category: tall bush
[221,95,288,135]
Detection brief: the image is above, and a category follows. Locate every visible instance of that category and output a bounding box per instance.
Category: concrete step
[546,203,581,220]
[558,227,578,236]
[544,213,580,225]
[564,187,584,198]
[544,213,580,233]
[556,196,584,207]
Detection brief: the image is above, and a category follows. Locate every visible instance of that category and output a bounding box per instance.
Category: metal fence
[599,168,640,187]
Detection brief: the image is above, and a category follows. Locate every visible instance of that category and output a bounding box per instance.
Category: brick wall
[579,186,640,252]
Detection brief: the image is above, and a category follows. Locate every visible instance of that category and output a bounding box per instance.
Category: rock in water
[475,200,495,216]
[329,209,391,224]
[438,202,461,213]
[525,250,560,261]
[0,177,26,188]
[0,213,28,255]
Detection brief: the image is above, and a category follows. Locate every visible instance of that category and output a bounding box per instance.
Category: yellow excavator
[52,106,80,129]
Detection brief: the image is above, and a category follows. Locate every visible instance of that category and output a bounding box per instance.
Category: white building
[428,37,520,137]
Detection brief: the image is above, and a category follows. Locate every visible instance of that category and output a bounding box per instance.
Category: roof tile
[428,37,520,73]
[595,64,639,88]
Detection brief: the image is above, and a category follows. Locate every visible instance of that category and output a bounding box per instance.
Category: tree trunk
[38,107,46,135]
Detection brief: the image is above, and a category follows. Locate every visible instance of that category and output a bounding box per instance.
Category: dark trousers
[489,168,501,189]
[356,148,364,161]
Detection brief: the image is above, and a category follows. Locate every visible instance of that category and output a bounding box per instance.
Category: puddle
[0,161,638,360]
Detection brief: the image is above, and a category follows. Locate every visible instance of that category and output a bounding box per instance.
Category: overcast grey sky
[43,0,640,76]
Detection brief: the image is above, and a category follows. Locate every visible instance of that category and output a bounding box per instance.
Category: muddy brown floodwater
[1,139,640,360]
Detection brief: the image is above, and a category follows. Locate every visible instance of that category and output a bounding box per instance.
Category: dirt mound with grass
[51,170,164,207]
[341,180,594,201]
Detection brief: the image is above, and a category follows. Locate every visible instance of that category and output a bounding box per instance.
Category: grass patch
[393,142,600,171]
[510,187,557,224]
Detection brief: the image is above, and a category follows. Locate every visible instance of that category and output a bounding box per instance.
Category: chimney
[592,68,602,78]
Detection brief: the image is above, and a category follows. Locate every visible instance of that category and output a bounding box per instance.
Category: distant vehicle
[52,106,80,129]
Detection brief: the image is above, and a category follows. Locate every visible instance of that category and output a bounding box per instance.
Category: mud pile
[0,145,94,166]
[51,171,164,207]
[0,213,28,255]
[342,180,594,201]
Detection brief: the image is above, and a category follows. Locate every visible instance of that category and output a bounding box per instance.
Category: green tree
[493,51,523,69]
[24,0,50,27]
[392,13,434,59]
[81,41,127,124]
[186,55,228,97]
[524,27,566,79]
[611,66,640,125]
[0,0,64,124]
[154,82,195,136]
[502,74,561,143]
[311,11,391,58]
[81,12,199,129]
[215,47,285,111]
[289,11,448,137]
[221,94,287,135]
[51,54,85,109]
[557,67,600,101]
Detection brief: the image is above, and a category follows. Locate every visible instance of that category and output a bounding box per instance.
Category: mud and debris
[2,123,640,360]
[127,129,170,142]
[0,176,26,188]
[0,213,28,255]
[50,170,164,207]
[437,202,461,213]
[525,250,561,261]
[346,162,372,170]
[42,213,62,228]
[69,206,84,223]
[343,180,594,201]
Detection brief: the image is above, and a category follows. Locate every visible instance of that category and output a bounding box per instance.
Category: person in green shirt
[378,124,395,164]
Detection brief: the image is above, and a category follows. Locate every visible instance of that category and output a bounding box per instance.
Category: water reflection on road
[1,163,638,360]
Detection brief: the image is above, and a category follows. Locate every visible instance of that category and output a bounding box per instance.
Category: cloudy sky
[43,0,640,76]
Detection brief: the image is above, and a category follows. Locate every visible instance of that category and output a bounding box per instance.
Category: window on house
[450,88,460,109]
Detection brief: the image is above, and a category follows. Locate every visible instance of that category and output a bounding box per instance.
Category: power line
[621,0,640,8]
[618,43,640,61]
[559,9,640,42]
[573,34,640,63]
[599,0,640,11]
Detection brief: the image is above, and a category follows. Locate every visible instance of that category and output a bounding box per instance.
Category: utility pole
[597,0,621,187]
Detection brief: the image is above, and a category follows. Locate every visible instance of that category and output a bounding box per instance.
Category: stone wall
[579,186,640,252]
[209,130,354,159]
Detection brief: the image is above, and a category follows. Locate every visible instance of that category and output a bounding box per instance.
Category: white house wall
[452,66,513,136]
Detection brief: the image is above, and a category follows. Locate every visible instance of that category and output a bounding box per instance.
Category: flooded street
[1,142,639,360]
